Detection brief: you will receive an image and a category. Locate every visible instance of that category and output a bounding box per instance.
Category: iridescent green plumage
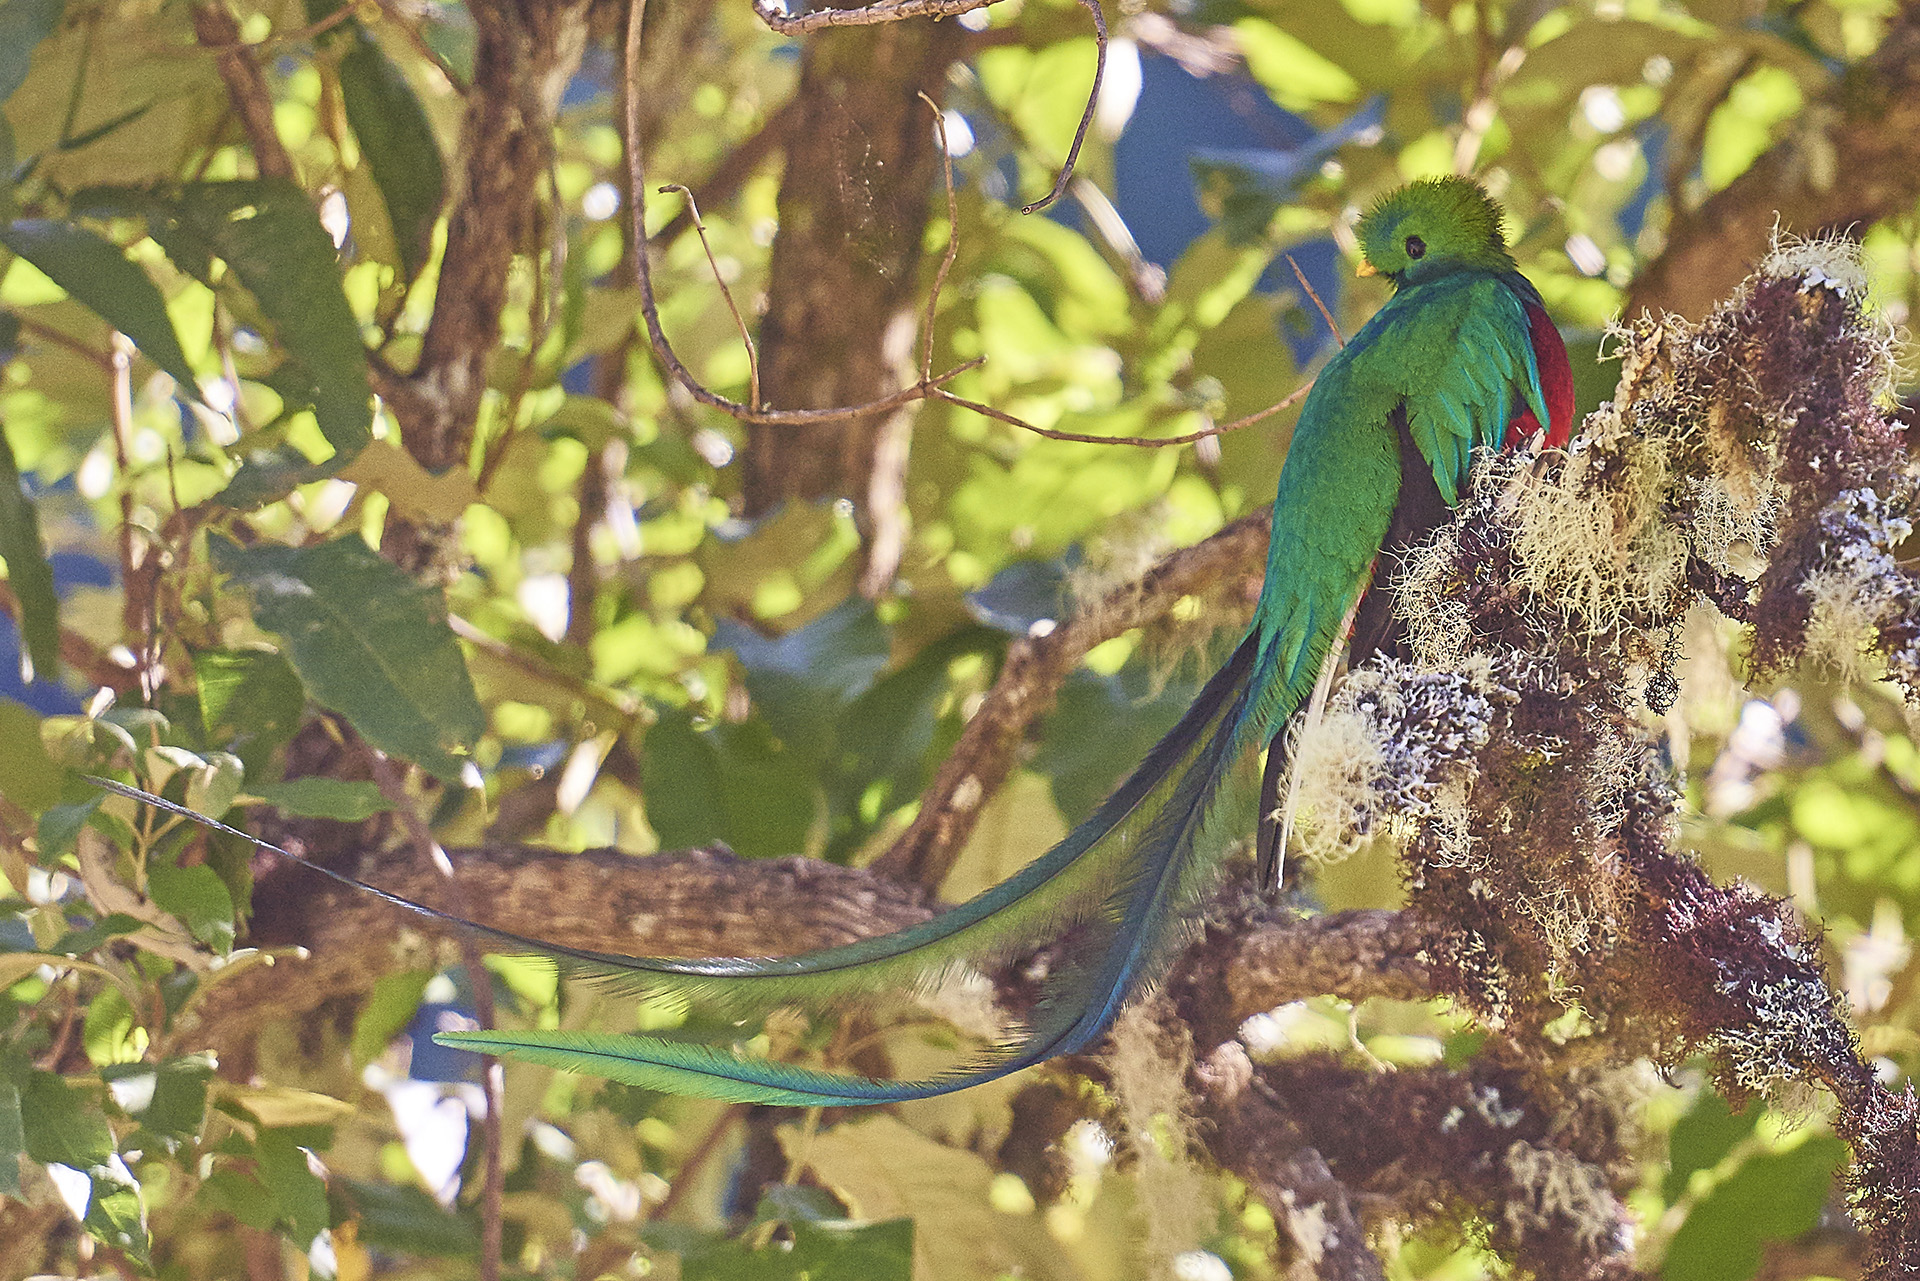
[97,177,1566,1107]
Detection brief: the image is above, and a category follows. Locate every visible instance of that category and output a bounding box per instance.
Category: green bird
[98,176,1573,1106]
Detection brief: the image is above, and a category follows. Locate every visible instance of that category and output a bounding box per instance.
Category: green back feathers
[1357,177,1517,286]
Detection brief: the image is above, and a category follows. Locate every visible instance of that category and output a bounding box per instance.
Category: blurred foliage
[0,0,1914,1276]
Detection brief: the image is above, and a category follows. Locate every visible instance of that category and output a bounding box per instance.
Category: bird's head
[1355,177,1516,287]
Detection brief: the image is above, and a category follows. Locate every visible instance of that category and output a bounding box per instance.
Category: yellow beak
[1354,259,1378,278]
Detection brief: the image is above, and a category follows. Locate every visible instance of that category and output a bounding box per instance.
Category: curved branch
[1627,4,1920,319]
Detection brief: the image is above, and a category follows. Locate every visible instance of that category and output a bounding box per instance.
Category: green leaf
[717,598,890,750]
[0,0,64,105]
[640,708,815,859]
[249,776,394,822]
[1662,1134,1846,1281]
[336,31,444,281]
[82,985,137,1064]
[0,421,59,682]
[1664,1088,1759,1202]
[349,969,431,1066]
[0,696,62,814]
[217,444,343,512]
[211,534,483,782]
[82,1160,148,1265]
[0,219,200,393]
[148,851,235,953]
[104,1056,213,1148]
[19,1070,112,1169]
[254,1128,332,1246]
[37,792,102,860]
[48,911,144,957]
[101,180,373,459]
[0,1080,22,1197]
[339,1176,478,1257]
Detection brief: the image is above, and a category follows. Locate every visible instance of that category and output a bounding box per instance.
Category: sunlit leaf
[211,534,483,782]
[0,218,199,392]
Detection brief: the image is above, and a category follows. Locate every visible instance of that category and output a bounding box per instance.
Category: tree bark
[1627,1,1920,319]
[742,21,964,517]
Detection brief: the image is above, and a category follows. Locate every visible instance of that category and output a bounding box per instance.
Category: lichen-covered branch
[874,510,1271,889]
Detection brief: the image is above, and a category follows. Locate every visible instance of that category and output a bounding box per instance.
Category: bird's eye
[1405,235,1427,260]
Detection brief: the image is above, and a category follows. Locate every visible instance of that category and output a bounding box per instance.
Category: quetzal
[99,177,1573,1106]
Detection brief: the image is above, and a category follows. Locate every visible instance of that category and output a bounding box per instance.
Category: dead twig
[749,0,996,35]
[1018,0,1106,217]
[366,753,504,1281]
[661,184,761,410]
[1286,253,1343,348]
[933,379,1310,447]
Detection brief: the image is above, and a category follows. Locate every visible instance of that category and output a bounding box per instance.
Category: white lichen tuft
[1500,1140,1618,1254]
[1286,694,1389,861]
[1760,228,1872,300]
[1505,425,1689,633]
[1105,1003,1218,1280]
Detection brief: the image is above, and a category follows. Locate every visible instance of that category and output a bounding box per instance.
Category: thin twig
[649,1103,749,1221]
[918,91,961,384]
[933,378,1310,447]
[623,0,994,427]
[1285,254,1343,347]
[15,316,113,370]
[660,184,760,410]
[367,0,468,93]
[1018,0,1106,216]
[193,3,357,53]
[366,753,503,1281]
[749,0,996,35]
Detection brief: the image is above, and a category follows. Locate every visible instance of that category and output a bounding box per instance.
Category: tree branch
[1628,2,1920,319]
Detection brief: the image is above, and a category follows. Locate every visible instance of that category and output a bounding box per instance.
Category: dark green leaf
[211,534,483,782]
[717,598,890,750]
[0,697,62,814]
[104,1056,213,1146]
[0,0,63,105]
[217,443,344,511]
[1662,1135,1846,1281]
[1664,1088,1759,1202]
[336,32,444,281]
[0,219,199,393]
[640,708,815,859]
[0,421,59,681]
[147,180,371,458]
[1040,659,1205,824]
[148,852,235,952]
[0,1080,22,1196]
[19,1070,112,1168]
[37,792,102,860]
[338,1176,478,1257]
[250,776,394,822]
[195,646,307,770]
[83,1164,148,1265]
[255,1128,332,1246]
[49,912,144,956]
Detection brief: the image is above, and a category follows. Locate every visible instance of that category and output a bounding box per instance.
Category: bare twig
[749,0,996,35]
[650,1103,749,1221]
[367,754,503,1281]
[367,0,469,93]
[449,614,644,730]
[192,3,357,54]
[1285,253,1342,347]
[1018,0,1106,216]
[918,91,961,385]
[14,316,113,370]
[874,509,1272,888]
[933,379,1310,447]
[661,184,760,410]
[192,2,296,181]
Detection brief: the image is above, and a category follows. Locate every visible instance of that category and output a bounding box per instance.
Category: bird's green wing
[1348,272,1549,505]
